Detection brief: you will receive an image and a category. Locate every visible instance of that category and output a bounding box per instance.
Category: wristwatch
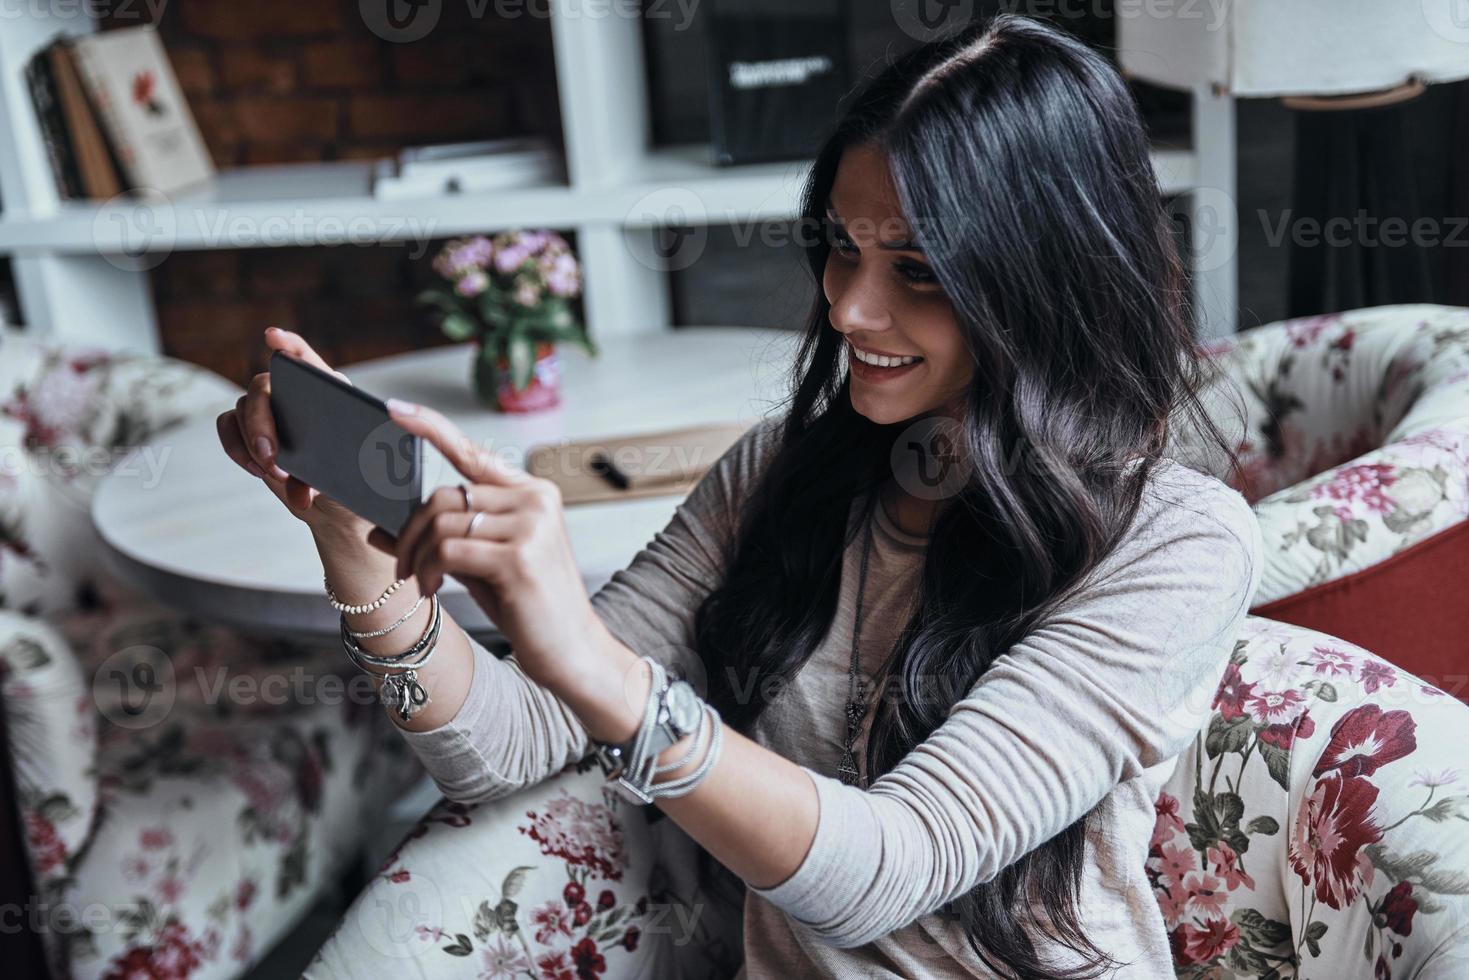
[591,665,704,804]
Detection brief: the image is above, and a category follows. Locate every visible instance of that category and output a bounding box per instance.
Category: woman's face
[823,143,973,426]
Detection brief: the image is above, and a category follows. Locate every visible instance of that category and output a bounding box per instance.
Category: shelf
[0,143,1196,255]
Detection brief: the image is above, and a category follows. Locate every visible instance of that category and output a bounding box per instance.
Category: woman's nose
[829,276,892,336]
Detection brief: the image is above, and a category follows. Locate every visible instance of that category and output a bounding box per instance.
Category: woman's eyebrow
[823,201,925,253]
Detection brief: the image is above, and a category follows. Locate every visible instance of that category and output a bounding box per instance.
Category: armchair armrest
[0,611,98,889]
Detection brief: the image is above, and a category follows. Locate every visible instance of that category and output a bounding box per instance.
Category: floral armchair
[0,327,423,979]
[303,614,1469,979]
[1191,304,1469,693]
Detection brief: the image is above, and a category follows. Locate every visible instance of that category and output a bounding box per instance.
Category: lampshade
[1117,0,1469,97]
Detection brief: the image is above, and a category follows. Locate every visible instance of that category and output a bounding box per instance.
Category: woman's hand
[366,399,606,692]
[215,327,372,542]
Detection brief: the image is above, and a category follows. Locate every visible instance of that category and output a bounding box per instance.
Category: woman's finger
[384,399,530,488]
[216,410,267,479]
[264,326,352,385]
[240,378,290,480]
[411,536,517,598]
[391,483,524,581]
[404,509,521,592]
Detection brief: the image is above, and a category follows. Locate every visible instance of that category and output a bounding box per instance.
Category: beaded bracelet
[345,594,426,640]
[324,574,407,614]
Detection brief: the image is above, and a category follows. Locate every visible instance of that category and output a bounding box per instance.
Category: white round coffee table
[92,327,796,640]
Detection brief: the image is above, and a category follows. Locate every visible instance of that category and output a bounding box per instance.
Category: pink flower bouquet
[419,230,595,412]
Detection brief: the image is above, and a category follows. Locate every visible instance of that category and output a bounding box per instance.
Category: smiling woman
[217,12,1264,980]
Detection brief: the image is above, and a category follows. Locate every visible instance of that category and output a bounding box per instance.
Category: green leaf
[1259,740,1291,792]
[502,866,534,898]
[1247,815,1280,836]
[1214,792,1245,829]
[442,934,473,956]
[1421,796,1469,823]
[1304,919,1328,958]
[1315,682,1338,703]
[1231,908,1292,949]
[1205,715,1252,759]
[508,334,535,391]
[440,313,478,341]
[416,288,463,313]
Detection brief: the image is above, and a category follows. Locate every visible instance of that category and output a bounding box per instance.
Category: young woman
[218,14,1261,979]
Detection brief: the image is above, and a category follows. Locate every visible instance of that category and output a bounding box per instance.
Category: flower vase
[473,341,561,413]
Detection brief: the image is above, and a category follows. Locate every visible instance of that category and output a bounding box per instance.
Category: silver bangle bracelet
[340,594,440,666]
[345,593,426,639]
[612,657,723,804]
[340,596,442,722]
[642,705,723,800]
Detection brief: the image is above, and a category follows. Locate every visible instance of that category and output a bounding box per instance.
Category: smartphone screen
[269,351,422,535]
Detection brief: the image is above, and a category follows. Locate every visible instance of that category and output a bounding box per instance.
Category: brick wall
[110,0,569,385]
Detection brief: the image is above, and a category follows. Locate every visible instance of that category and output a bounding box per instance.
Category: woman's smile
[846,339,926,384]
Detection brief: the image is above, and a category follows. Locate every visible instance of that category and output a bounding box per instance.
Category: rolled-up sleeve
[398,417,782,803]
[749,483,1264,948]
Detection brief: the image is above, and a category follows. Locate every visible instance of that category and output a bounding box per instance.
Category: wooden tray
[526,422,752,505]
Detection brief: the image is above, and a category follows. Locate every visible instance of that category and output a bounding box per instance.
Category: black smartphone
[269,350,422,536]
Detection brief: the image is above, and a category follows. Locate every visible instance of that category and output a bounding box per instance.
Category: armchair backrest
[0,328,240,617]
[1151,615,1469,977]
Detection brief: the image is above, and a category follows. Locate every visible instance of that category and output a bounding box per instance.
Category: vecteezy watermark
[0,897,165,937]
[0,0,167,21]
[889,0,1230,40]
[1258,209,1469,250]
[359,868,446,959]
[624,187,711,272]
[92,645,175,730]
[890,415,971,501]
[359,0,698,42]
[620,199,970,274]
[91,191,442,273]
[1423,0,1469,44]
[1172,185,1239,274]
[0,443,171,487]
[890,0,974,41]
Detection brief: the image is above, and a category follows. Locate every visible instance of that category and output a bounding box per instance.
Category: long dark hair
[690,13,1241,980]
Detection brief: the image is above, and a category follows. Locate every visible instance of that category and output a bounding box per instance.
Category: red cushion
[1250,519,1469,701]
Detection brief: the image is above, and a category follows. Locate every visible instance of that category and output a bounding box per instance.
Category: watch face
[664,680,703,735]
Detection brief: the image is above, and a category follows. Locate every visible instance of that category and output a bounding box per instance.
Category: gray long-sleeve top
[399,416,1264,977]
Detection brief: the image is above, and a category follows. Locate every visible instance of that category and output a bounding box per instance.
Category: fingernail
[244,461,265,478]
[270,464,290,480]
[255,436,274,460]
[385,398,418,416]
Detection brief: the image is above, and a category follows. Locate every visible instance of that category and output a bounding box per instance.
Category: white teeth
[850,344,920,368]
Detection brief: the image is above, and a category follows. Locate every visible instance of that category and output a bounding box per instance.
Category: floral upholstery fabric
[0,328,425,979]
[304,760,745,980]
[0,326,242,617]
[1149,616,1469,979]
[1186,304,1469,607]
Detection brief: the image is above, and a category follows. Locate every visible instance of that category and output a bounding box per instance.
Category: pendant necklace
[837,510,878,787]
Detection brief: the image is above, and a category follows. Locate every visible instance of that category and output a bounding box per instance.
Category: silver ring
[459,483,473,510]
[466,510,485,537]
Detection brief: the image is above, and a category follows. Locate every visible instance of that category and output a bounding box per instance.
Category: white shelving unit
[0,9,1237,353]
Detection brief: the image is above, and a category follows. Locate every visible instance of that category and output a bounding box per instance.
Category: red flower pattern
[1380,881,1417,936]
[1314,705,1417,778]
[1290,773,1383,910]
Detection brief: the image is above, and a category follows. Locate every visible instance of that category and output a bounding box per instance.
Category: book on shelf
[370,136,564,200]
[25,26,214,200]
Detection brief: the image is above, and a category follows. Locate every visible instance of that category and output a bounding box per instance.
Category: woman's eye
[897,261,935,285]
[833,232,858,255]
